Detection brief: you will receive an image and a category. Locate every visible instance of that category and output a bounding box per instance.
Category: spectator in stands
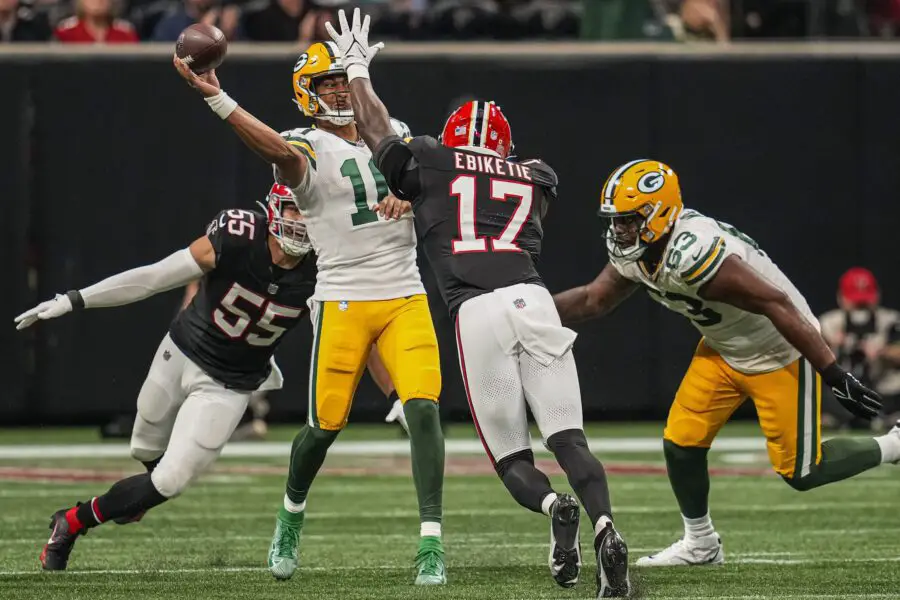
[820,267,900,431]
[243,0,335,43]
[0,0,52,41]
[55,0,138,42]
[151,0,242,41]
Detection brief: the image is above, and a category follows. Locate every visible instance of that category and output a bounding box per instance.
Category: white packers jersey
[610,209,818,373]
[278,125,424,301]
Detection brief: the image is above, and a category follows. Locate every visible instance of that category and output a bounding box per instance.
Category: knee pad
[151,463,193,499]
[495,448,535,478]
[131,445,164,463]
[545,428,588,452]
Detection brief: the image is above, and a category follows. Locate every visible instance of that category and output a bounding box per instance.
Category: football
[175,23,227,74]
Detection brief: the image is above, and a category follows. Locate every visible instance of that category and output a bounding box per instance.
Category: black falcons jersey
[168,209,316,391]
[375,135,558,318]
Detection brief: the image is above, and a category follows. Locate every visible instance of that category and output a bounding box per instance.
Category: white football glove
[385,398,409,435]
[325,8,384,82]
[14,294,74,330]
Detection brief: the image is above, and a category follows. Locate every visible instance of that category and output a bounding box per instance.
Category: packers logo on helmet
[292,41,353,126]
[598,159,683,262]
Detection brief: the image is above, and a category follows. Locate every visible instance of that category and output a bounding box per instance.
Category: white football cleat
[887,420,900,464]
[635,534,724,567]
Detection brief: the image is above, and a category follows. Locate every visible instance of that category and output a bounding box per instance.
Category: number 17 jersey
[374,135,558,318]
[280,127,425,301]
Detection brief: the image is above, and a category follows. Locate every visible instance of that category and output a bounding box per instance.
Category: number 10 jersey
[280,126,425,301]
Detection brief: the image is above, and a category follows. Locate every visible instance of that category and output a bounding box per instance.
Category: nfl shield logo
[268,283,279,295]
[513,298,526,309]
[339,301,349,311]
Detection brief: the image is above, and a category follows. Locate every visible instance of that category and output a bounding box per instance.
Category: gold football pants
[307,295,441,431]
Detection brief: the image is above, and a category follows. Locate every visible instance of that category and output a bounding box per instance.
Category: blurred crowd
[2,0,900,44]
[820,268,900,433]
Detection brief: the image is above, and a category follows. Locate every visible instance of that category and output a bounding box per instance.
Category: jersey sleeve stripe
[684,240,727,286]
[681,236,723,281]
[288,141,318,169]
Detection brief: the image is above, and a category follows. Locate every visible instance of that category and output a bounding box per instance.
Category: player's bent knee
[663,438,710,464]
[150,464,194,499]
[130,446,164,463]
[782,474,817,492]
[494,448,535,478]
[545,428,588,452]
[663,417,717,449]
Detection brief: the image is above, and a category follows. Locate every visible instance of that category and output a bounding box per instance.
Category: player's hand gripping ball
[175,23,227,74]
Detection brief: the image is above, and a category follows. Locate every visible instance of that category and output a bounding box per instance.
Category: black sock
[547,429,612,527]
[142,456,162,473]
[74,473,168,531]
[495,449,554,514]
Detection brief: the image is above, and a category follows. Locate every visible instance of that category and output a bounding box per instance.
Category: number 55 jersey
[609,209,818,374]
[169,209,316,391]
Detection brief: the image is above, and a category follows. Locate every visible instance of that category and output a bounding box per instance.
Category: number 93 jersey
[168,209,316,391]
[610,209,818,374]
[278,124,425,301]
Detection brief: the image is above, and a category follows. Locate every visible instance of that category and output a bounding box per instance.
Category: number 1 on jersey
[341,158,389,227]
[451,175,533,254]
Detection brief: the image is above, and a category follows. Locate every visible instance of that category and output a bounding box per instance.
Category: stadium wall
[2,43,899,425]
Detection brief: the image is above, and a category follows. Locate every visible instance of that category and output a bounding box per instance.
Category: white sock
[875,433,900,464]
[420,521,441,538]
[283,494,306,514]
[682,512,715,542]
[540,493,558,517]
[594,515,612,539]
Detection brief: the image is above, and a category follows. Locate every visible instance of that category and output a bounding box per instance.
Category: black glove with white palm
[822,362,883,419]
[324,7,384,83]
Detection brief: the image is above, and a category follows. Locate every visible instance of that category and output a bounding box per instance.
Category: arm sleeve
[79,248,204,309]
[276,131,318,200]
[373,135,422,202]
[677,234,728,288]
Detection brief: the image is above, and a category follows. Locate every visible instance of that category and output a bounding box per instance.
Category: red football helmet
[261,183,311,257]
[439,100,513,158]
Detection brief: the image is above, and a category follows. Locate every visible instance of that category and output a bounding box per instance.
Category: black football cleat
[40,508,83,571]
[596,522,631,598]
[548,493,582,588]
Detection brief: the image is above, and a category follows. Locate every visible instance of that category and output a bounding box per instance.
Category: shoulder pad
[670,226,728,287]
[280,129,317,169]
[407,135,441,152]
[518,159,557,189]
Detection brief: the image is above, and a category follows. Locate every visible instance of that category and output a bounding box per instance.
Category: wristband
[205,90,238,120]
[67,290,85,310]
[346,64,370,83]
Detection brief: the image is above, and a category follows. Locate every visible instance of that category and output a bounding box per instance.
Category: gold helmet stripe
[603,159,645,206]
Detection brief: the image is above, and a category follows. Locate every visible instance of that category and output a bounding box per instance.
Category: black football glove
[822,363,883,419]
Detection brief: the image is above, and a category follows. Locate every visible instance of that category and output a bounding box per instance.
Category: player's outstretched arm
[172,56,308,189]
[700,255,882,418]
[553,264,639,325]
[13,236,214,331]
[325,9,394,151]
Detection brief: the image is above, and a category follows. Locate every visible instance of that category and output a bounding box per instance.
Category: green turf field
[0,425,896,600]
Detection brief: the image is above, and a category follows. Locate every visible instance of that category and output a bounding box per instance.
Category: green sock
[663,439,710,519]
[278,505,305,525]
[786,437,882,491]
[285,425,340,505]
[403,399,445,524]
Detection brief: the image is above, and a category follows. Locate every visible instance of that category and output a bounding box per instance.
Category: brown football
[175,24,227,74]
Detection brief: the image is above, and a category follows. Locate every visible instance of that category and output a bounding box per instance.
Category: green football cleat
[414,536,447,585]
[267,508,304,581]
